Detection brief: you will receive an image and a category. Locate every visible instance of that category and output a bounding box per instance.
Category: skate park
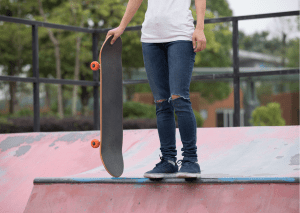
[0,5,299,213]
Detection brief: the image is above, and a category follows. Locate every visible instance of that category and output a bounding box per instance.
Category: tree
[37,0,66,118]
[0,0,35,114]
[0,0,238,117]
[238,24,299,95]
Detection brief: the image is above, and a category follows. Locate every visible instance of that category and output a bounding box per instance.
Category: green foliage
[288,81,299,93]
[123,101,156,119]
[0,117,13,125]
[239,31,299,68]
[239,31,281,55]
[41,110,60,118]
[191,10,232,67]
[0,0,243,115]
[134,83,151,93]
[193,109,204,127]
[286,38,299,68]
[256,82,273,104]
[249,102,286,126]
[191,0,233,17]
[16,108,33,117]
[190,81,232,104]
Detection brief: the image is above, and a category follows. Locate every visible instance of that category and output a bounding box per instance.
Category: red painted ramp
[1,126,299,212]
[24,182,299,213]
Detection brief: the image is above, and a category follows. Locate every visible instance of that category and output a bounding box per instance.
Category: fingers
[110,35,117,45]
[193,38,196,49]
[106,28,123,45]
[194,40,206,52]
[106,32,118,45]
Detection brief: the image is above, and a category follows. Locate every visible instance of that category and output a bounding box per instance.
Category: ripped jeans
[142,40,198,163]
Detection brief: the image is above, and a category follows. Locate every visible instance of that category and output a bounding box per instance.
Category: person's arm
[107,0,144,44]
[119,0,144,30]
[195,0,206,30]
[193,0,206,52]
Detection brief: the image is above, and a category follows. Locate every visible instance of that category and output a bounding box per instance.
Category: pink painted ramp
[1,126,299,212]
[24,183,299,213]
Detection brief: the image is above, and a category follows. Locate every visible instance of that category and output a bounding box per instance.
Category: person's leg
[166,40,198,163]
[141,42,177,163]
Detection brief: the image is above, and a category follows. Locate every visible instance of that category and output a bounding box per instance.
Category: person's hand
[192,29,206,52]
[106,26,125,45]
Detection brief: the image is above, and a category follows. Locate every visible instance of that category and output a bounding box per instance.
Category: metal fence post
[32,24,40,132]
[92,32,100,130]
[232,19,240,127]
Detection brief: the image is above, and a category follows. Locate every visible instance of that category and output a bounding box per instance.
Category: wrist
[195,27,204,31]
[119,25,126,31]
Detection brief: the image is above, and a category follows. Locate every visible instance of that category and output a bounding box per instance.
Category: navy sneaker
[176,159,201,178]
[144,156,178,178]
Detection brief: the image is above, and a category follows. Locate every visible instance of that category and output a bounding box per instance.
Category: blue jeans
[142,40,198,163]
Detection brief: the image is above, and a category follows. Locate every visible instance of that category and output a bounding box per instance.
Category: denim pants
[142,40,198,163]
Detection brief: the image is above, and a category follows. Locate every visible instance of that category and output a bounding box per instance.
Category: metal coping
[34,177,300,184]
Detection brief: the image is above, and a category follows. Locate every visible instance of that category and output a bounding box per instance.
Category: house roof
[229,49,289,64]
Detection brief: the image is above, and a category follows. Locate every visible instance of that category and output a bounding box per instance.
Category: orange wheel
[91,139,100,148]
[90,61,100,71]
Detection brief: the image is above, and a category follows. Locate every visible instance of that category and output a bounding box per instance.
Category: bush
[193,109,204,127]
[123,101,156,119]
[249,102,286,126]
[16,108,33,117]
[0,101,204,133]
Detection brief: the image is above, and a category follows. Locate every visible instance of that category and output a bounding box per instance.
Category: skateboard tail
[100,144,124,178]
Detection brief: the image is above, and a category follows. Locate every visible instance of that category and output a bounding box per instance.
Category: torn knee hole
[172,95,181,100]
[157,99,166,103]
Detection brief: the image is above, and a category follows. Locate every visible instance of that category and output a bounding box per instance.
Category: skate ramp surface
[0,126,299,212]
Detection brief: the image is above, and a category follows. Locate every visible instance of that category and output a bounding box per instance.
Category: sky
[226,0,299,40]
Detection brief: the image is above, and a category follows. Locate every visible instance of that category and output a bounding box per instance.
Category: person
[106,0,207,178]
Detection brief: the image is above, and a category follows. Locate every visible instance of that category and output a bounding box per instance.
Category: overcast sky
[226,0,299,40]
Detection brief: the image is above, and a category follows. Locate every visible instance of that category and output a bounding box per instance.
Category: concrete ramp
[0,126,299,212]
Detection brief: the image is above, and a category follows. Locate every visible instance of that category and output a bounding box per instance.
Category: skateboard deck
[145,173,201,182]
[90,35,124,177]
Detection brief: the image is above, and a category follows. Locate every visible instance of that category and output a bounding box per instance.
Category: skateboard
[145,173,201,182]
[90,35,124,178]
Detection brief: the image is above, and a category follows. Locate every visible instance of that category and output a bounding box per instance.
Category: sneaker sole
[144,173,177,178]
[176,172,201,178]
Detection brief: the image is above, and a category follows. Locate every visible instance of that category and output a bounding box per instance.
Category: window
[216,109,245,127]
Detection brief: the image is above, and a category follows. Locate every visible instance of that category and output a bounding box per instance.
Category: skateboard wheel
[91,139,100,148]
[90,61,100,71]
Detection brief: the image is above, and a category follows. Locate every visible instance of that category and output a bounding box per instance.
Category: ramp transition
[0,126,299,212]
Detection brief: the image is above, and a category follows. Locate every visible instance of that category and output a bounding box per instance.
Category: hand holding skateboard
[106,26,125,45]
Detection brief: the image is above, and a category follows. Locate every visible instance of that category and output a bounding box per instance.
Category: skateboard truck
[90,61,100,71]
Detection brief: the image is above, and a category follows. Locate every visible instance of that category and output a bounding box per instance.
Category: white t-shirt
[141,0,195,43]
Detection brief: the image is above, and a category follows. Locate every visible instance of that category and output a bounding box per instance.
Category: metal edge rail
[1,69,298,85]
[33,177,300,184]
[1,11,298,32]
